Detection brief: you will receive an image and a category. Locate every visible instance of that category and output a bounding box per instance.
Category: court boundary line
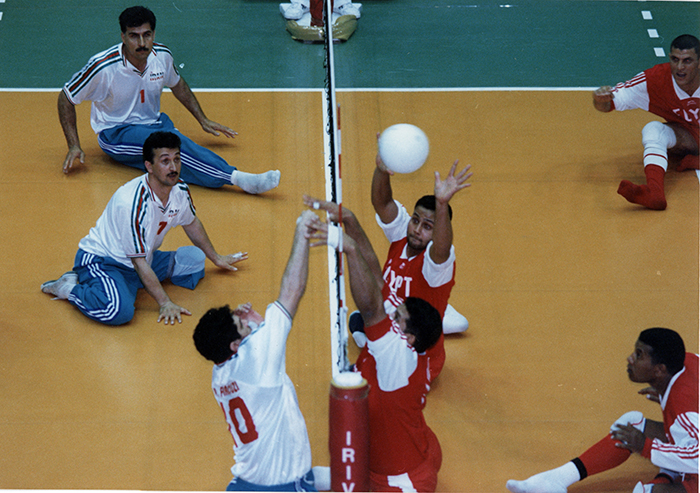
[0,87,601,93]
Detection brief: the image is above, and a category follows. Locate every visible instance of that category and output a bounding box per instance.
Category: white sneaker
[335,2,361,18]
[41,271,78,299]
[282,3,308,20]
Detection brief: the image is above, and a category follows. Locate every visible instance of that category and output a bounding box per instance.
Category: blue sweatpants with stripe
[68,248,205,326]
[97,113,235,189]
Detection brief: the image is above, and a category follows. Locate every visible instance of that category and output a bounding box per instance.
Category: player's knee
[642,121,676,150]
[99,305,136,326]
[171,246,205,290]
[610,410,645,433]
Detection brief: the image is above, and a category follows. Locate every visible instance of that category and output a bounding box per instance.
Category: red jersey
[652,353,699,475]
[355,316,441,478]
[382,237,455,317]
[611,63,700,143]
[375,201,457,380]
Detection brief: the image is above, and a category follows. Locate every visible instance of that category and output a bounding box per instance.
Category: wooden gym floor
[0,88,697,492]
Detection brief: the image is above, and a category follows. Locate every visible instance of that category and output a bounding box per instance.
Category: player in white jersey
[193,210,329,492]
[58,6,280,195]
[41,131,247,326]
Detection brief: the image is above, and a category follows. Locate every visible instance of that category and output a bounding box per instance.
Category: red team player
[593,34,699,210]
[507,328,698,493]
[305,155,472,381]
[309,213,444,492]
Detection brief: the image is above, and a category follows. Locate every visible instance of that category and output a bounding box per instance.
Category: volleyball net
[321,0,350,379]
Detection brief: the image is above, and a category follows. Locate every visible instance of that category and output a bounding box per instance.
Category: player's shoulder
[85,43,123,67]
[683,352,699,380]
[175,179,192,194]
[117,175,152,205]
[645,62,672,80]
[152,42,174,58]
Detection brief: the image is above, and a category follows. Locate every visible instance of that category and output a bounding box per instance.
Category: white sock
[506,462,580,493]
[231,170,281,194]
[312,466,331,491]
[56,280,76,299]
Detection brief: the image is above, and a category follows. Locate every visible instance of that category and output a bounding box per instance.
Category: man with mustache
[593,34,699,210]
[41,131,248,326]
[58,6,280,195]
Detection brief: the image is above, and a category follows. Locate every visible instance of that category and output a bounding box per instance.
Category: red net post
[329,373,369,492]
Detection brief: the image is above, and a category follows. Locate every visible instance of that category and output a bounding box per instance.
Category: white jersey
[63,42,181,134]
[211,302,312,486]
[78,174,196,268]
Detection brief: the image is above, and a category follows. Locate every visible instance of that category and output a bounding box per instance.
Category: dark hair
[119,6,156,33]
[671,34,700,56]
[403,297,442,353]
[193,305,242,364]
[143,131,181,164]
[638,328,686,375]
[415,195,453,220]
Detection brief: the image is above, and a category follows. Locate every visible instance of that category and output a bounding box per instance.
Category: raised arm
[371,139,400,224]
[307,218,385,327]
[276,210,316,318]
[303,195,383,285]
[170,77,238,139]
[340,232,386,327]
[429,160,472,264]
[57,90,85,174]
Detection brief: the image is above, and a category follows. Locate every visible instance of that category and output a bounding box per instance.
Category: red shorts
[369,431,442,492]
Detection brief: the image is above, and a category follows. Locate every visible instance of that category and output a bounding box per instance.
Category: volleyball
[378,124,430,174]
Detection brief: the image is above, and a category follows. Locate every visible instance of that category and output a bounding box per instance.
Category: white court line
[0,87,604,93]
[3,88,697,183]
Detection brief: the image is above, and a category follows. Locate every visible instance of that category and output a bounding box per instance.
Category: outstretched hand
[62,145,85,174]
[157,300,191,325]
[213,252,249,271]
[434,160,472,204]
[201,118,238,139]
[303,194,341,223]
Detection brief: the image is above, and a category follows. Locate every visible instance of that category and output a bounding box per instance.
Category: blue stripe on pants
[68,249,202,326]
[97,113,236,189]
